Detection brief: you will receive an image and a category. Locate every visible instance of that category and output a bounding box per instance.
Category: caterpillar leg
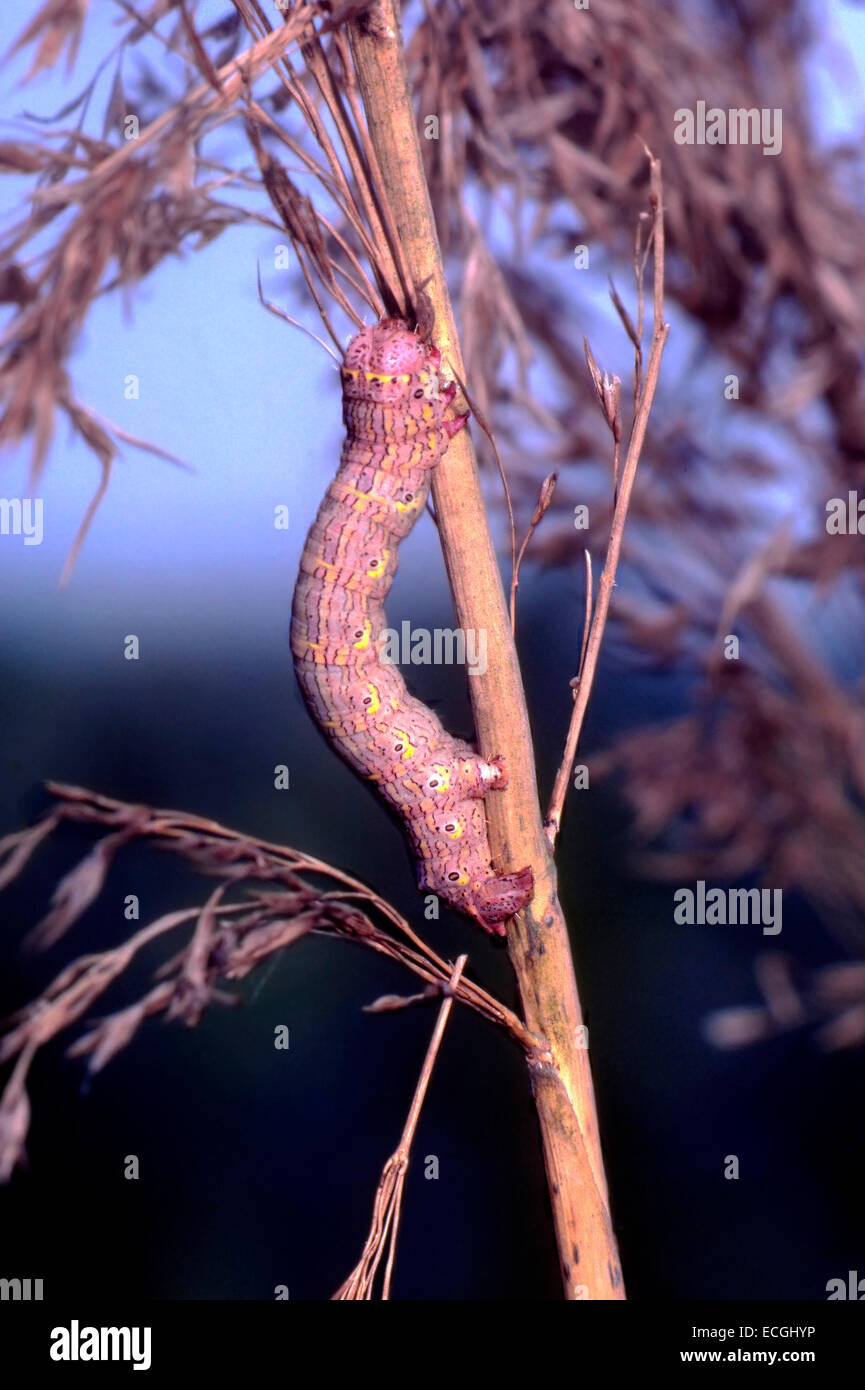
[440,380,458,407]
[453,753,508,798]
[471,866,535,936]
[443,410,469,441]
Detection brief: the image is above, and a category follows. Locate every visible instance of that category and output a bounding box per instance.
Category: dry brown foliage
[0,783,537,1184]
[707,953,865,1053]
[403,0,865,977]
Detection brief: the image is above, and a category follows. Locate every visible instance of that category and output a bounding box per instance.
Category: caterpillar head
[341,318,448,411]
[470,866,535,936]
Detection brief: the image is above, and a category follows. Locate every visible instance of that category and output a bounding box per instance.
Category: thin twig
[546,150,669,849]
[511,472,557,629]
[334,954,467,1299]
[256,262,340,363]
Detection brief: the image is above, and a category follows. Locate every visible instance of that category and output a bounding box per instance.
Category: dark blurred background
[1,554,862,1300]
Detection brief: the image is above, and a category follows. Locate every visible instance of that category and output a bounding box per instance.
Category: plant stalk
[347,0,624,1300]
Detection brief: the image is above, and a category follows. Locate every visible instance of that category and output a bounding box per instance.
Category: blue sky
[0,1,863,647]
[0,4,351,643]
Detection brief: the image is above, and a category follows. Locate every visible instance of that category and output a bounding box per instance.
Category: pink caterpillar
[290,318,533,934]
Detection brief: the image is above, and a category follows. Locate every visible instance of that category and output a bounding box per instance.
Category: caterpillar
[290,317,533,936]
